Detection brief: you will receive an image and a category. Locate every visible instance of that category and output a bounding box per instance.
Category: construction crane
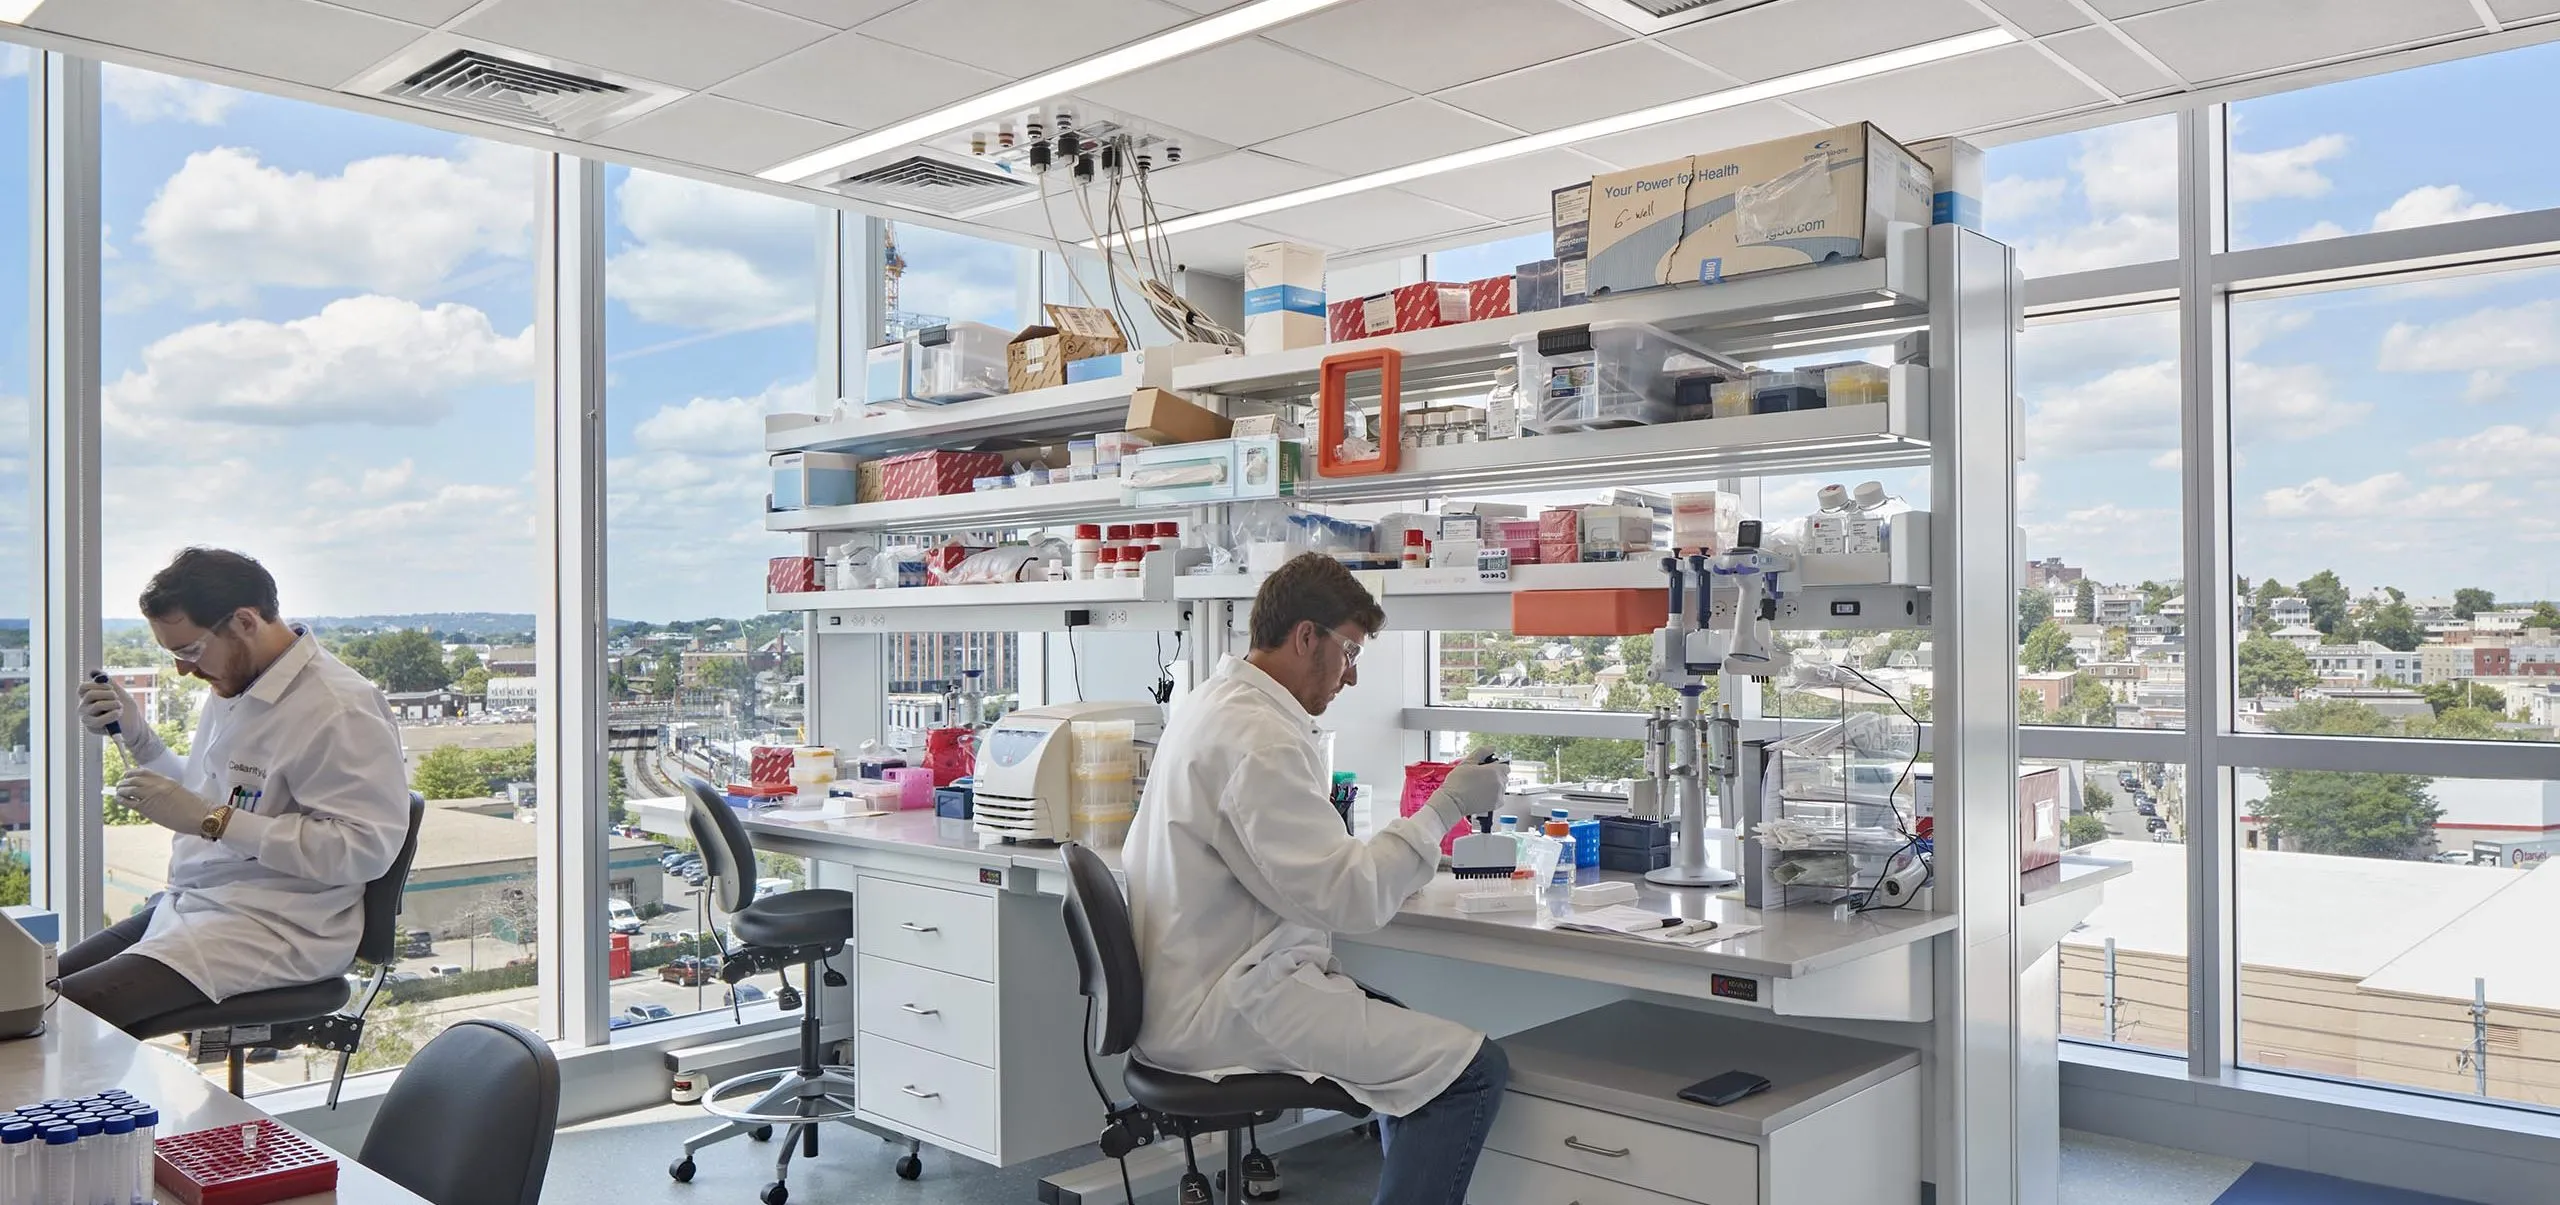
[880,221,947,338]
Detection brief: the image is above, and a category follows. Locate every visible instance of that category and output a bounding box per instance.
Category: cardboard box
[1327,299,1367,343]
[1907,136,1983,231]
[855,460,885,504]
[768,556,821,594]
[1551,184,1590,306]
[1066,341,1235,387]
[1467,275,1515,322]
[1007,305,1127,394]
[2019,764,2063,873]
[1537,508,1582,566]
[864,341,913,404]
[1125,388,1232,446]
[1244,241,1327,355]
[1584,123,1931,298]
[770,451,861,511]
[878,450,1004,500]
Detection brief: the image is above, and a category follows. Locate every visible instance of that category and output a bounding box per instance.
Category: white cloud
[2025,359,2178,457]
[2233,361,2369,437]
[2148,449,2181,471]
[606,171,818,330]
[2014,213,2178,278]
[1985,175,2066,223]
[2232,307,2311,357]
[2034,121,2343,271]
[101,64,237,125]
[2020,309,2177,394]
[2258,472,2493,519]
[607,380,812,619]
[2024,503,2181,582]
[632,380,811,458]
[138,143,536,306]
[2376,299,2560,402]
[2229,134,2348,205]
[105,295,534,428]
[2291,220,2349,244]
[2015,470,2040,510]
[2372,184,2511,232]
[2416,420,2560,479]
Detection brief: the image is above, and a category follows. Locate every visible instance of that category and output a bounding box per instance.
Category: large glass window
[603,166,819,1028]
[2229,266,2557,743]
[1982,115,2179,276]
[2235,771,2560,1106]
[0,51,30,907]
[99,65,546,1088]
[2052,760,2190,1055]
[2231,41,2560,250]
[1425,230,1553,285]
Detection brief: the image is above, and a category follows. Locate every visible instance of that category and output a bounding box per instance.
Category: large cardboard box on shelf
[878,450,1005,500]
[1583,122,1931,298]
[1907,136,1983,231]
[1007,305,1127,394]
[768,556,821,594]
[1334,283,1469,340]
[1244,241,1328,355]
[1125,388,1232,446]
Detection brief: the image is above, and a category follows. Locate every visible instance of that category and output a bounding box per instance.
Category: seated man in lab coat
[1126,552,1512,1205]
[61,547,411,1038]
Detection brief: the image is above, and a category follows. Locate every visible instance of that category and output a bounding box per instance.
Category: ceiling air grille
[352,42,682,141]
[1566,0,1781,33]
[834,153,1033,216]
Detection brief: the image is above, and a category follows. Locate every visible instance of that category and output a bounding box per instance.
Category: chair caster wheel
[1178,1170,1214,1205]
[667,1157,694,1183]
[1242,1147,1280,1198]
[761,1181,789,1205]
[749,1125,774,1142]
[895,1153,923,1180]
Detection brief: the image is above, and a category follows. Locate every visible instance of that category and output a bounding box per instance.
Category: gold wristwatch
[200,805,234,841]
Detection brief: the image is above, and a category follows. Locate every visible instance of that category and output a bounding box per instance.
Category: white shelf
[769,576,1159,612]
[767,478,1145,535]
[762,226,1930,460]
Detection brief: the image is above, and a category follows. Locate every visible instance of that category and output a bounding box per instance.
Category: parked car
[661,956,721,987]
[385,970,425,986]
[683,869,709,888]
[625,1003,674,1024]
[725,984,767,1005]
[2135,800,2157,817]
[399,929,433,958]
[607,1015,635,1031]
[659,851,691,870]
[426,964,465,978]
[608,899,644,935]
[2145,816,2169,833]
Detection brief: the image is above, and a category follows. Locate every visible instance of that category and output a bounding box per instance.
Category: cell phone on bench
[1676,1070,1772,1108]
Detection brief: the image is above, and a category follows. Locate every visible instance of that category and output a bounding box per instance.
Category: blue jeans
[1376,1038,1509,1205]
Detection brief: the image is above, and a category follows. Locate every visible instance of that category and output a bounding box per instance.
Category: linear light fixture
[758,0,1358,184]
[1084,26,2016,247]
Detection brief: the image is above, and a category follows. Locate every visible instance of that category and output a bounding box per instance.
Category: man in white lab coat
[61,547,411,1038]
[1126,553,1511,1205]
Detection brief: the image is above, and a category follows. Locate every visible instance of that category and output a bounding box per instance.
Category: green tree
[2414,707,2509,741]
[0,684,25,751]
[608,757,630,827]
[2018,685,2048,725]
[455,666,491,697]
[2235,634,2316,698]
[2259,769,2441,859]
[2453,588,2495,620]
[364,629,452,693]
[2137,579,2178,617]
[2073,578,2096,624]
[2298,569,2350,634]
[2020,620,2077,673]
[2269,697,2392,737]
[412,746,493,801]
[649,656,682,698]
[2532,602,2560,631]
[2063,815,2110,849]
[0,851,27,908]
[446,646,482,678]
[2418,679,2501,717]
[2017,587,2054,645]
[2059,673,2116,727]
[2103,627,2129,660]
[2364,600,2422,652]
[2082,780,2114,815]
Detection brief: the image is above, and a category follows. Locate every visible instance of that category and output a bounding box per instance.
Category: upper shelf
[767,225,1932,458]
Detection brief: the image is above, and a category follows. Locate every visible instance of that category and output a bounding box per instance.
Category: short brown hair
[1249,553,1385,651]
[140,547,280,628]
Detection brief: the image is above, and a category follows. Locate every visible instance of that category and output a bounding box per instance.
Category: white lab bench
[727,806,2124,1204]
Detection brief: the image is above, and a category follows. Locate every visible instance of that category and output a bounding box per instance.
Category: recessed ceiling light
[1087,27,2017,247]
[758,0,1358,185]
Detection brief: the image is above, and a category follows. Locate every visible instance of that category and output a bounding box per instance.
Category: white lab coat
[123,630,410,1002]
[1124,656,1482,1116]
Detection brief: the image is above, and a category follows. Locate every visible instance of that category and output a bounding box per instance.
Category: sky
[3,39,2558,626]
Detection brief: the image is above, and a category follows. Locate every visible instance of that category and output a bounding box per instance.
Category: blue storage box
[1066,353,1130,383]
[1569,818,1601,867]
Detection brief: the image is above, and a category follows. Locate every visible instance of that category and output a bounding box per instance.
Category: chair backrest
[683,775,758,917]
[354,794,427,967]
[1058,841,1144,1058]
[357,1018,559,1205]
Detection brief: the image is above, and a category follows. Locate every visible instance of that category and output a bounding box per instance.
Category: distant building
[2159,595,2187,624]
[2094,590,2146,625]
[2267,597,2313,628]
[2307,641,2423,686]
[2272,624,2324,651]
[2514,645,2560,677]
[486,646,537,676]
[2019,671,2077,715]
[485,676,539,711]
[886,633,1019,697]
[0,748,26,830]
[2025,557,2084,591]
[2421,645,2511,684]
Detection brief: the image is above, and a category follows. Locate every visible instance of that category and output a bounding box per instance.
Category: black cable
[1069,628,1084,699]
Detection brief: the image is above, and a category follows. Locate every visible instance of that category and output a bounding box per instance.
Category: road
[2088,760,2185,844]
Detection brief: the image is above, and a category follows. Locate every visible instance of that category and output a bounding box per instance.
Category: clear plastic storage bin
[1510,320,1720,434]
[911,321,1011,403]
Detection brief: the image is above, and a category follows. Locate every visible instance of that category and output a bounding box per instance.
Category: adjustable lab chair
[1058,841,1373,1205]
[358,1018,559,1205]
[155,793,427,1102]
[666,775,923,1205]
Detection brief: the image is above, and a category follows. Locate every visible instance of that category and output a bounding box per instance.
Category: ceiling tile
[2086,0,2192,16]
[455,0,833,90]
[860,0,1191,79]
[2491,0,2560,19]
[592,93,857,173]
[2042,25,2180,96]
[973,187,1185,241]
[717,32,1007,131]
[1789,41,2104,138]
[1397,147,1609,221]
[1569,100,1821,172]
[1980,0,2093,35]
[1137,150,1341,211]
[1660,0,1995,82]
[325,0,482,23]
[1265,0,1623,93]
[1436,42,1730,134]
[737,0,911,25]
[1158,221,1297,273]
[1253,100,1513,176]
[2118,0,2478,84]
[1252,188,1491,252]
[26,0,423,88]
[1077,37,1405,147]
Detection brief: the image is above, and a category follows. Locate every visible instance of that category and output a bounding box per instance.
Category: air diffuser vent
[351,40,683,140]
[1565,0,1781,33]
[834,152,1033,216]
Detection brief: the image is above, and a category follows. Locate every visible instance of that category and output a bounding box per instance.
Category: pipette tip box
[155,1118,337,1205]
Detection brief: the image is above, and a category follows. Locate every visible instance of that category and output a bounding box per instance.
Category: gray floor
[551,1105,2251,1204]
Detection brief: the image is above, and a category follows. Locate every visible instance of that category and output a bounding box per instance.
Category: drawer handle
[899,922,939,933]
[899,1085,939,1100]
[1562,1136,1629,1159]
[899,1003,940,1017]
